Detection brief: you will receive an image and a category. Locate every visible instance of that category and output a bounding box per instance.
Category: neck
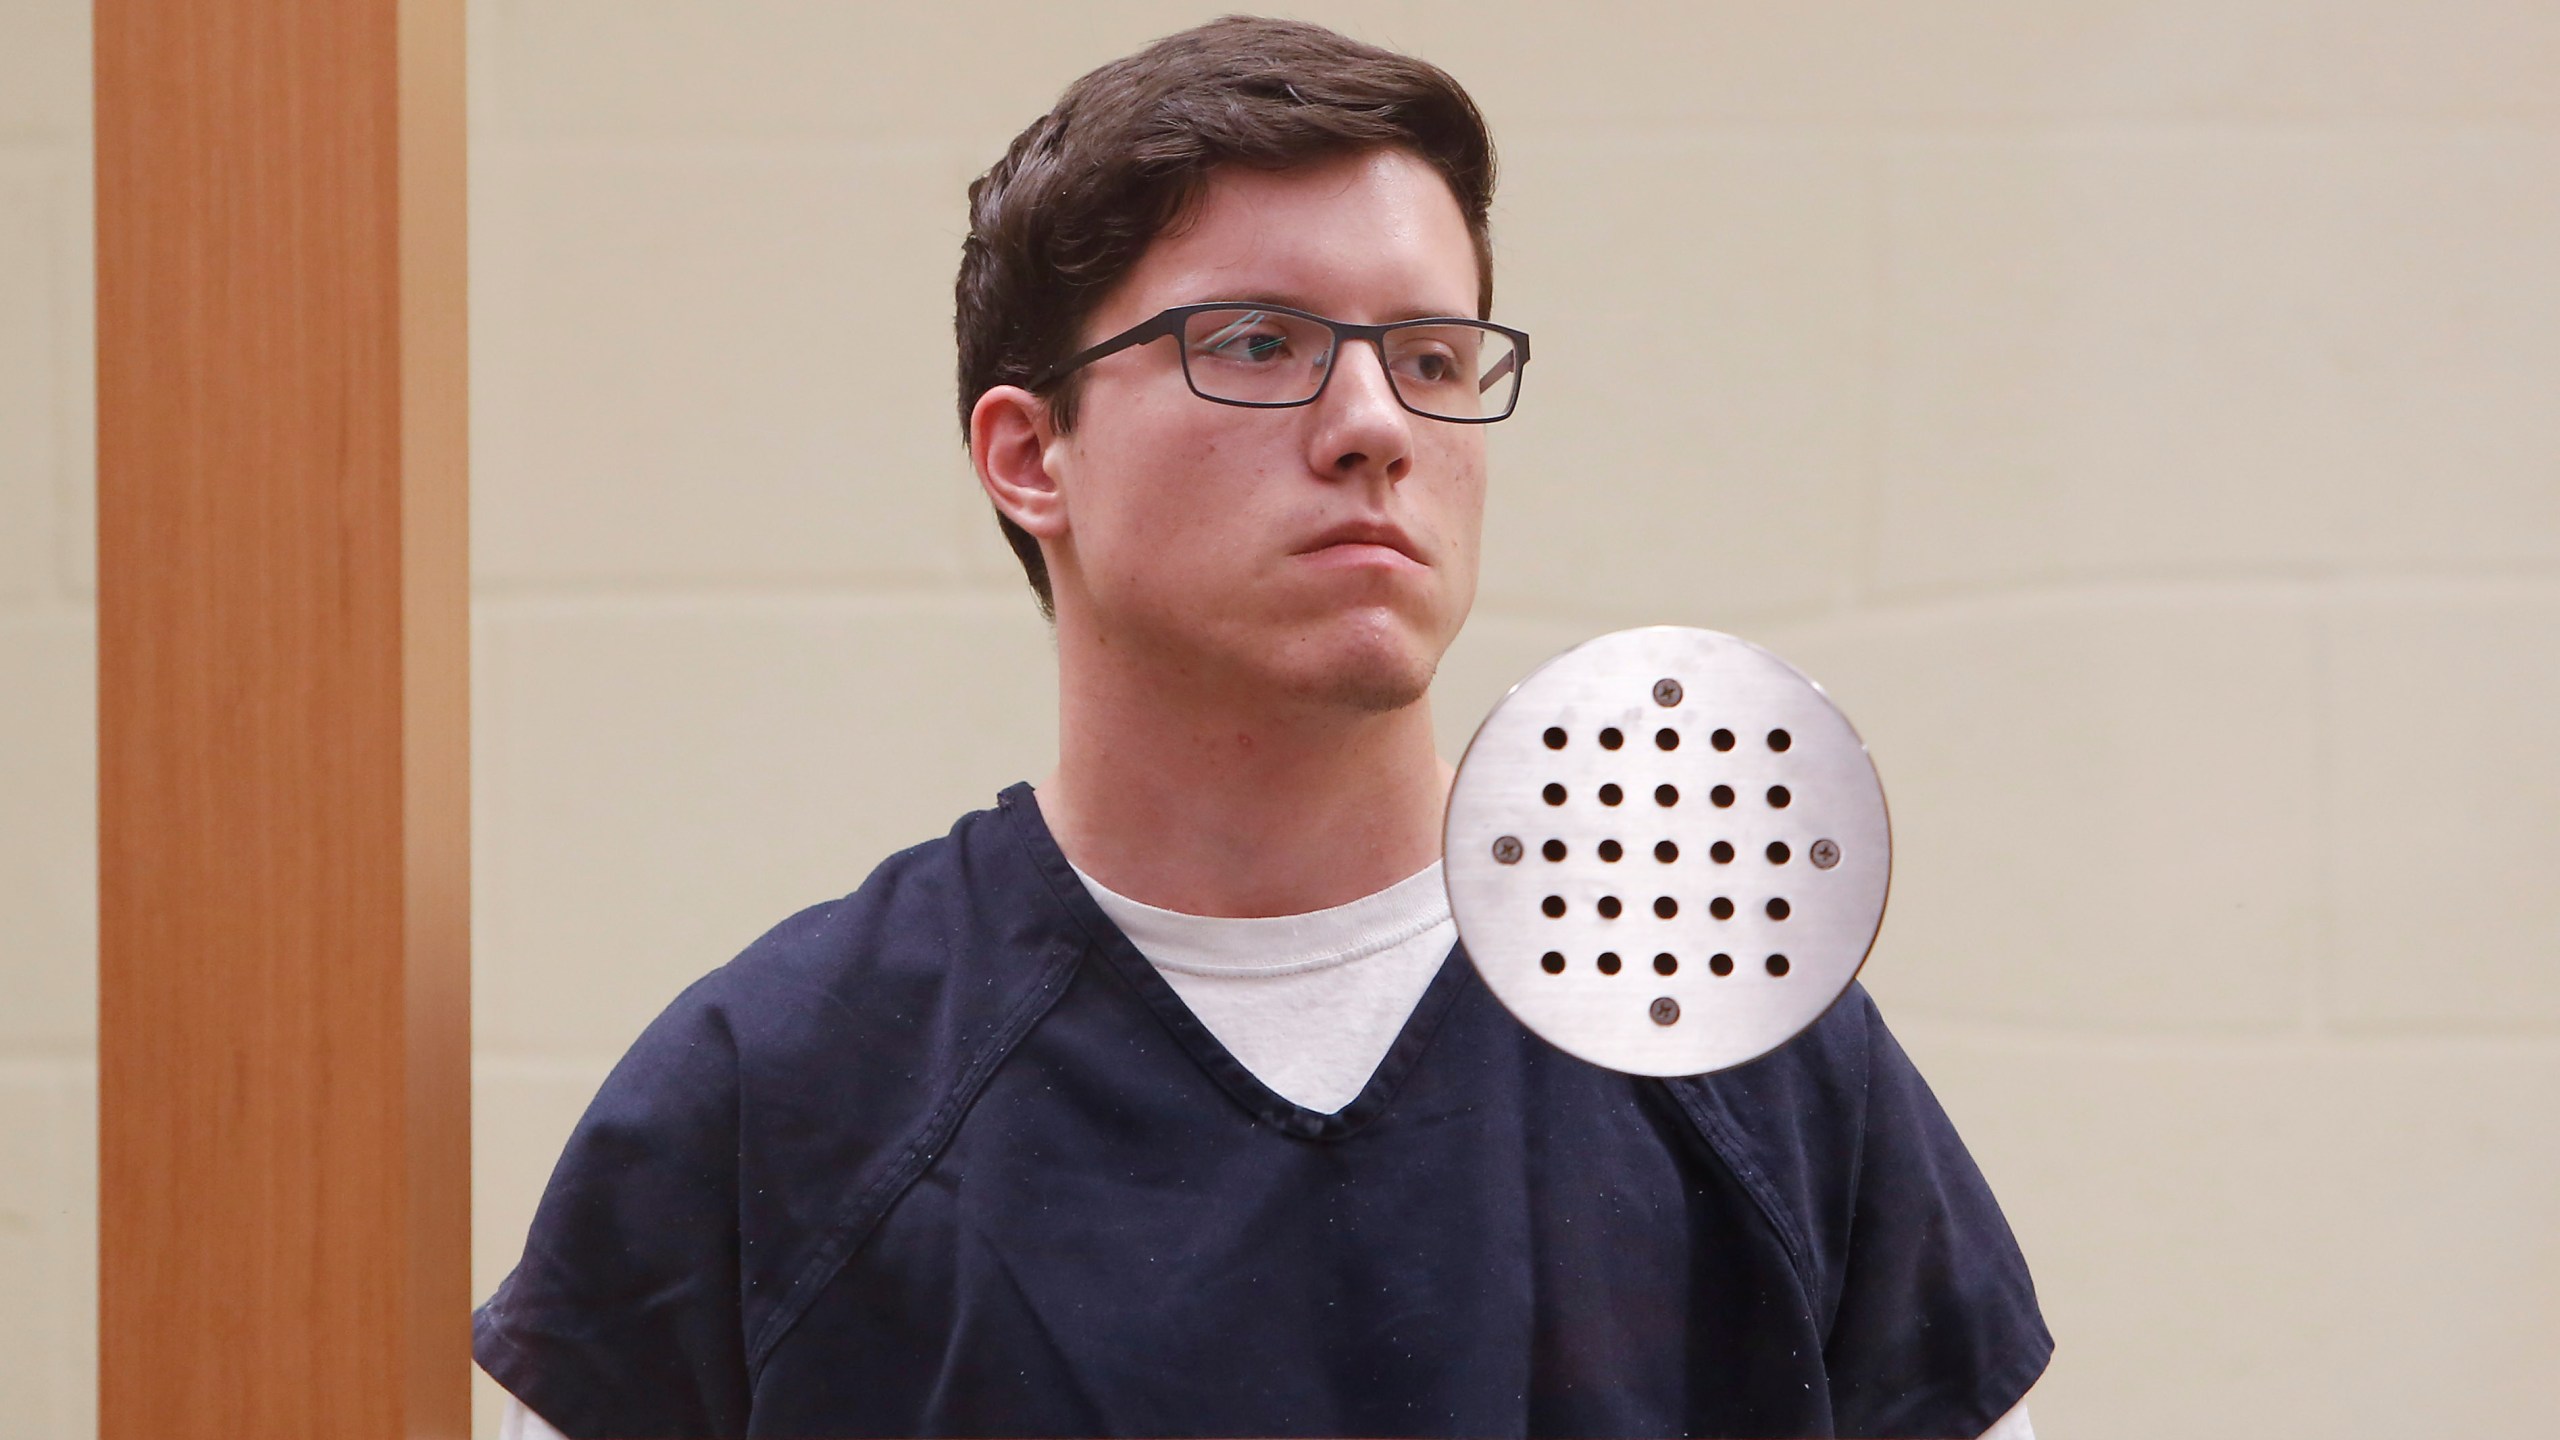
[1036,616,1453,920]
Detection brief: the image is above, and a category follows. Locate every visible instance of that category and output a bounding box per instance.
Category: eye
[1398,348,1458,384]
[1387,328,1476,388]
[1193,312,1298,365]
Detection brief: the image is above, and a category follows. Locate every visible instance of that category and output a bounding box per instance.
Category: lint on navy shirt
[475,785,2052,1438]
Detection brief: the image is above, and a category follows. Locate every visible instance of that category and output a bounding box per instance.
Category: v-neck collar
[998,782,1474,1141]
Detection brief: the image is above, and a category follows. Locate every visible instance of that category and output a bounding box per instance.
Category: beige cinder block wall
[0,0,98,1433]
[4,3,2554,1437]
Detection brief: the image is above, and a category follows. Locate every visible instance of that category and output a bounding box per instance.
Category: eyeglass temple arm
[1478,348,1519,395]
[1030,310,1184,389]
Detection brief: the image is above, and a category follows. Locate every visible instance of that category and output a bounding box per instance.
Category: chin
[1314,657,1435,715]
[1280,613,1446,716]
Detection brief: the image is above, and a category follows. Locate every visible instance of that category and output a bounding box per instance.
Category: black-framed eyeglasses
[1029,301,1531,424]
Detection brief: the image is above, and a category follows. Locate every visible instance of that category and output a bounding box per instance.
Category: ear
[970,384,1070,542]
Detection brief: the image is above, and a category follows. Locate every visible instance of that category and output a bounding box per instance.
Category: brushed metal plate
[1443,627,1891,1076]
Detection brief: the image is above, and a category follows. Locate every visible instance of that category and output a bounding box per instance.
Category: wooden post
[96,1,470,1435]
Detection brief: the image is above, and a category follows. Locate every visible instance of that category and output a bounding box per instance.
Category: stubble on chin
[1282,618,1447,716]
[1304,574,1472,717]
[1318,656,1438,715]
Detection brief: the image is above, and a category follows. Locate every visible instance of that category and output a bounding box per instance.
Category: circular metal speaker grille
[1443,627,1891,1076]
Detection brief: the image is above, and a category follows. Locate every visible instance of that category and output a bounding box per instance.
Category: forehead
[1103,148,1482,324]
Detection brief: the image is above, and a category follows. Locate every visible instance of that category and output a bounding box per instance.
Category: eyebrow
[1205,292,1480,323]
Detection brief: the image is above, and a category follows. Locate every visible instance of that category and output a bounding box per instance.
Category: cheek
[1073,415,1278,582]
[1423,439,1491,544]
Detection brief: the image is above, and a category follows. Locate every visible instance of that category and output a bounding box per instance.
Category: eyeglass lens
[1178,307,1520,421]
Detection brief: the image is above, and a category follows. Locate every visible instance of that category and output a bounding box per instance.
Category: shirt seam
[1662,1078,1819,1293]
[740,843,1084,1376]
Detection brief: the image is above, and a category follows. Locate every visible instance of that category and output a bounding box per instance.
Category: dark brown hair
[955,15,1498,617]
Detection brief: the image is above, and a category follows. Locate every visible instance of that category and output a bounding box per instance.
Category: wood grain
[96,1,470,1434]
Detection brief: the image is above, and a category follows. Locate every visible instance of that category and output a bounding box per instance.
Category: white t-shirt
[1070,858,1457,1113]
[496,860,2032,1440]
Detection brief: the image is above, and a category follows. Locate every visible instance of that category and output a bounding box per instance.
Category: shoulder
[670,787,1088,1073]
[1660,984,1885,1283]
[476,787,1092,1432]
[710,792,1033,998]
[638,784,1092,1275]
[1667,985,2053,1436]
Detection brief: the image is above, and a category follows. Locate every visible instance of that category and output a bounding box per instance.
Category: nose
[1305,337,1414,487]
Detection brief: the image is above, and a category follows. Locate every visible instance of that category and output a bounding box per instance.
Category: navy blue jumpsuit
[475,784,2051,1437]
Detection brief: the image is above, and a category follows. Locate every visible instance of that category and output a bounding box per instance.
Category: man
[477,17,2050,1438]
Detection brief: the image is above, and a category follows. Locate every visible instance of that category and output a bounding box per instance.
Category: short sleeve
[1821,1000,2053,1438]
[473,978,754,1440]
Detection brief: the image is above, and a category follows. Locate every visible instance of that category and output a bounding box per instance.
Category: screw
[1492,835,1524,864]
[1810,838,1840,870]
[1652,677,1684,707]
[1649,996,1681,1025]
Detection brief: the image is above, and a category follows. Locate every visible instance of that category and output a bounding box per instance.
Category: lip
[1297,519,1426,567]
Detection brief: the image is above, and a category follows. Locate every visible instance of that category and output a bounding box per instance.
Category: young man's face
[1042,146,1488,717]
